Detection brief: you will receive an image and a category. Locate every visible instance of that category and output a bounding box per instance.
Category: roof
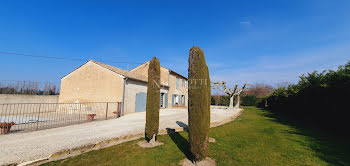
[62,59,185,86]
[130,61,188,80]
[91,60,169,87]
[90,60,147,81]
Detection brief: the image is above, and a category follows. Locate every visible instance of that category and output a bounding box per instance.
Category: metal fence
[0,102,122,134]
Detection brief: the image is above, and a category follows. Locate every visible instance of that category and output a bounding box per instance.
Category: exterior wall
[123,79,168,115]
[167,73,188,107]
[130,62,170,86]
[58,61,124,103]
[123,80,148,115]
[131,62,188,108]
[0,94,59,104]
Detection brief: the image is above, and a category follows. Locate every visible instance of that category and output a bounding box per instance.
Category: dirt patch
[180,157,216,166]
[137,140,164,148]
[209,137,216,143]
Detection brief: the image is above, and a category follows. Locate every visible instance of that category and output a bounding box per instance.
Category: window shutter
[165,93,168,108]
[184,95,186,106]
[180,95,182,105]
[172,94,174,106]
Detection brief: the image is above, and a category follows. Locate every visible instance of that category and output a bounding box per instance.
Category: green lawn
[43,107,350,166]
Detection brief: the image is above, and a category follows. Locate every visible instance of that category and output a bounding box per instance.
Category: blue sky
[0,0,349,88]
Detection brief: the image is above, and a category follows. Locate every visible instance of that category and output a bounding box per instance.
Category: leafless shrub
[242,83,274,98]
[0,80,59,95]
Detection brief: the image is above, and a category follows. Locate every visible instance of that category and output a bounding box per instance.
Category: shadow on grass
[259,108,350,166]
[166,128,193,162]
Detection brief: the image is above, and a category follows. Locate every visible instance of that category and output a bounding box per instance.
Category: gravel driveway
[0,107,241,165]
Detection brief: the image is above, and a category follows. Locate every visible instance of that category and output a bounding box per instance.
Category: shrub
[218,95,230,106]
[188,46,211,161]
[210,95,236,106]
[211,96,216,105]
[263,61,350,138]
[145,57,161,142]
[241,95,258,106]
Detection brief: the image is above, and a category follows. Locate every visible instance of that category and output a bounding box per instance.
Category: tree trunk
[234,95,240,109]
[149,134,156,145]
[229,95,234,109]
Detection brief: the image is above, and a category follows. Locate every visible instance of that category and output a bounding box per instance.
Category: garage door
[135,92,147,112]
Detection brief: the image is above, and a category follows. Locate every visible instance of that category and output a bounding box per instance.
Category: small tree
[233,84,248,109]
[212,82,249,109]
[188,46,211,162]
[145,57,161,142]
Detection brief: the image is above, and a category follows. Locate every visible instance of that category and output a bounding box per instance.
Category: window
[176,77,179,89]
[182,80,185,88]
[160,93,164,108]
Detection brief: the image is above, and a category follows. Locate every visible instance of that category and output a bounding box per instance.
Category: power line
[0,51,143,64]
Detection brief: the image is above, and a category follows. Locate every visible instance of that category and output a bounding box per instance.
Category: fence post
[36,104,41,130]
[117,102,121,118]
[79,103,81,122]
[105,102,109,120]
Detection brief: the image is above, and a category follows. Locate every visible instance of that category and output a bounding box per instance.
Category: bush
[256,97,267,108]
[241,95,258,106]
[211,96,216,105]
[263,61,350,138]
[217,95,230,106]
[188,46,211,161]
[145,57,160,142]
[210,95,236,107]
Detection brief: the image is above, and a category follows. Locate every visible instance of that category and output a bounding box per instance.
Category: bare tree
[0,80,59,95]
[242,83,274,98]
[212,81,249,109]
[233,84,249,109]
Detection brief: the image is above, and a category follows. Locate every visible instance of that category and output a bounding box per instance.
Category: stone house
[58,60,188,115]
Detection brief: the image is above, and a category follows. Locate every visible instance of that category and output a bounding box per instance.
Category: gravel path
[0,107,241,165]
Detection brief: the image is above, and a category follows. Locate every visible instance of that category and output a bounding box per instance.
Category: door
[135,92,147,112]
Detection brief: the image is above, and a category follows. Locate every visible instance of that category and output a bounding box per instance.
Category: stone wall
[0,94,59,104]
[123,79,169,115]
[58,61,124,103]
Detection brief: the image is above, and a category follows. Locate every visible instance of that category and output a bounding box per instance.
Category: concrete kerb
[18,108,244,166]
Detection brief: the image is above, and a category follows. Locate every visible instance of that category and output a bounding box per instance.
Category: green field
[44,107,350,166]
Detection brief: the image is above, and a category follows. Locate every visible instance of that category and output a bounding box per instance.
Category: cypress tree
[188,46,211,161]
[145,57,161,142]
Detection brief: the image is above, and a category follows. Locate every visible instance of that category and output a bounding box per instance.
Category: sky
[0,0,349,89]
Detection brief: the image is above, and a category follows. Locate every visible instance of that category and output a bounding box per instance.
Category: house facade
[58,60,188,115]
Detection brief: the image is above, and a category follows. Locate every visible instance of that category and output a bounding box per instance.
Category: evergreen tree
[145,57,161,142]
[188,46,211,161]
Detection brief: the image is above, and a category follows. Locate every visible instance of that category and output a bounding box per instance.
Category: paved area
[0,107,241,165]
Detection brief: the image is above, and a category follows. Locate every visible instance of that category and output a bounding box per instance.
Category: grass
[43,107,350,166]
